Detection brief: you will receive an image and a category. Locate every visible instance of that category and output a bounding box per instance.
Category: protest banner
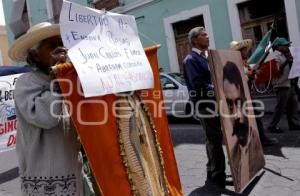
[59,0,154,97]
[0,74,21,153]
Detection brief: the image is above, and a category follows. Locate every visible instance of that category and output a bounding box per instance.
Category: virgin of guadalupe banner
[54,46,182,195]
[208,50,265,193]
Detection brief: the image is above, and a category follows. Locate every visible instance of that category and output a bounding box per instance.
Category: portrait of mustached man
[223,61,264,191]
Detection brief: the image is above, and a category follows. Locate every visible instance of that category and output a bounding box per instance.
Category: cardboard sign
[0,74,21,153]
[208,50,265,193]
[60,0,154,97]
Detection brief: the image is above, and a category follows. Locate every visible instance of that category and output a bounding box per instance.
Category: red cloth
[254,59,279,85]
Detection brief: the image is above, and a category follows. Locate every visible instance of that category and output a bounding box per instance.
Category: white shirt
[272,50,291,88]
[192,47,208,58]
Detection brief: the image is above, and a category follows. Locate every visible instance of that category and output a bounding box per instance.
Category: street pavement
[169,114,300,196]
[1,114,300,196]
[0,150,20,196]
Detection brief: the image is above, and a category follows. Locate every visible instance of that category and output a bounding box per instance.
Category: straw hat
[230,39,253,51]
[8,22,60,62]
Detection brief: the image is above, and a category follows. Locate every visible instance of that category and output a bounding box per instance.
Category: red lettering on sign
[0,120,17,135]
[6,134,16,147]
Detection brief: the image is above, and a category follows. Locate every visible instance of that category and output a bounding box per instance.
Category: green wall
[1,0,236,70]
[26,0,88,25]
[2,0,89,65]
[3,0,300,69]
[2,0,16,46]
[27,0,48,24]
[125,0,232,71]
[123,0,136,4]
[3,0,88,44]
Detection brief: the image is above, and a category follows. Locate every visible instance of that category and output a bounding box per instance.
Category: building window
[237,0,288,49]
[172,15,204,72]
[94,0,120,11]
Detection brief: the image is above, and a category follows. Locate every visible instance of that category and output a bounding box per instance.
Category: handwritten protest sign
[288,47,300,79]
[60,0,154,97]
[0,74,20,153]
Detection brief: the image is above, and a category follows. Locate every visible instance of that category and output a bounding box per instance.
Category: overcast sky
[0,0,5,25]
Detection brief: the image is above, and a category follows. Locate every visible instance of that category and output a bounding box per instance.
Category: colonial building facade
[3,0,300,72]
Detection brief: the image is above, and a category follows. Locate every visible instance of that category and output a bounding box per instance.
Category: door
[173,15,205,72]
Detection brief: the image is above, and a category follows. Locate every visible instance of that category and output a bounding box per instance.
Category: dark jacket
[183,51,215,109]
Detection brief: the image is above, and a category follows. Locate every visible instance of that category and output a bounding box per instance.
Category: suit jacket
[183,51,215,110]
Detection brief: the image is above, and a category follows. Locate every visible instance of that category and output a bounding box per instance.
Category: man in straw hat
[9,22,84,195]
[230,39,255,80]
[230,39,278,146]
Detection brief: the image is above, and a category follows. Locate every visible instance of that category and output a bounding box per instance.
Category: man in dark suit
[183,26,226,188]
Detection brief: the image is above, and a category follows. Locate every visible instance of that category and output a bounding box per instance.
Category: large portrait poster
[208,50,265,193]
[0,74,20,153]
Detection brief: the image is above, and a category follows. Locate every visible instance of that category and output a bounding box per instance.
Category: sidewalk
[170,114,300,196]
[0,151,20,196]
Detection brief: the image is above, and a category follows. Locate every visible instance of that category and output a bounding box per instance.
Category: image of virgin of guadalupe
[116,93,169,196]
